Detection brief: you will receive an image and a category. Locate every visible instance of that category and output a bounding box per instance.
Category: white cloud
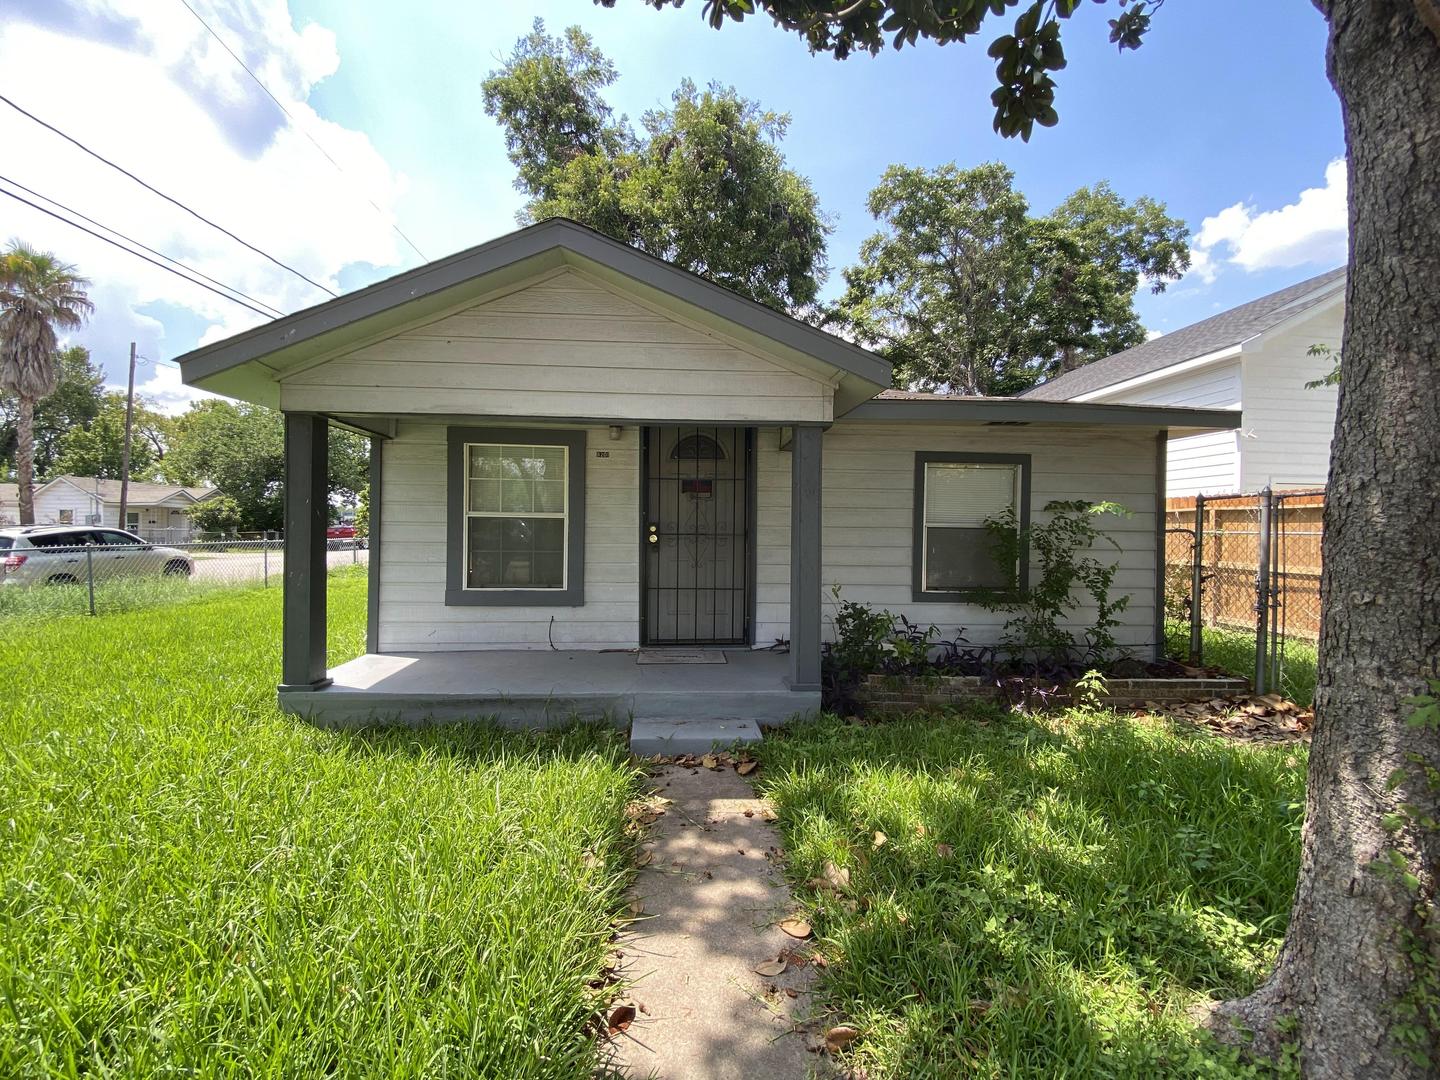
[1180,159,1347,288]
[0,1,412,389]
[108,362,219,417]
[1187,158,1348,283]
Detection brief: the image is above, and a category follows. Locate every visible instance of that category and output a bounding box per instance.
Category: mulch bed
[1138,692,1313,743]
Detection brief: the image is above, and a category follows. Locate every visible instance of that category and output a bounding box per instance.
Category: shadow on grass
[753,707,1305,1077]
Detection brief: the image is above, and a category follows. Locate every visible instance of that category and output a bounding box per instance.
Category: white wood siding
[817,421,1161,652]
[378,419,640,651]
[754,427,791,648]
[1239,306,1341,490]
[32,482,100,526]
[1090,360,1242,497]
[281,270,835,423]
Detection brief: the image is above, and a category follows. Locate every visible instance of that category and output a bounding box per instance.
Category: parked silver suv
[0,526,194,586]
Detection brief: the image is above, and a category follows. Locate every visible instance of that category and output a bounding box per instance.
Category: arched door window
[669,433,727,461]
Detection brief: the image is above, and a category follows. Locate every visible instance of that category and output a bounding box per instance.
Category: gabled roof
[1021,267,1346,401]
[45,476,220,505]
[177,217,892,414]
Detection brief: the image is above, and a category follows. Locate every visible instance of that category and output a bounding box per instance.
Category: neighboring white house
[175,218,1237,728]
[0,475,222,540]
[1021,268,1345,497]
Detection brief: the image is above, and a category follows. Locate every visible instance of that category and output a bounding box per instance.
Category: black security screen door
[642,426,753,645]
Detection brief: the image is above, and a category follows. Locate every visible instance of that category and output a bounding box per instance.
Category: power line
[0,91,338,299]
[177,0,429,263]
[0,184,276,319]
[0,173,288,318]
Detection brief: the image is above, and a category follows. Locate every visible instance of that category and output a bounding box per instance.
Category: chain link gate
[1165,489,1325,702]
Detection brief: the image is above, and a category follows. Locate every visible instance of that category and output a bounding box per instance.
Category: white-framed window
[463,442,569,590]
[126,511,140,529]
[57,509,74,524]
[913,453,1030,598]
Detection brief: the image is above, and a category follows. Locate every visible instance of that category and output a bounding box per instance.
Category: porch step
[630,718,762,757]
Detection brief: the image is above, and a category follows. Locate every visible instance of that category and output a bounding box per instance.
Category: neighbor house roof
[1020,267,1347,402]
[177,217,893,415]
[45,476,220,504]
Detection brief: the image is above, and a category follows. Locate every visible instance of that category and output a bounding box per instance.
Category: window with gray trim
[912,452,1030,600]
[446,427,586,606]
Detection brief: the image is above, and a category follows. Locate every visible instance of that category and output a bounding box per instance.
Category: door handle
[647,524,659,544]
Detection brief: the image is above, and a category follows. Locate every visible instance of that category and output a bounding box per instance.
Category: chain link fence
[1164,489,1324,704]
[0,536,368,619]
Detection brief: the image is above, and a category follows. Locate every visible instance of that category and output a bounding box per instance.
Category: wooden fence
[1164,490,1325,642]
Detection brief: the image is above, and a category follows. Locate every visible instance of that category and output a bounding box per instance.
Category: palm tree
[0,241,93,524]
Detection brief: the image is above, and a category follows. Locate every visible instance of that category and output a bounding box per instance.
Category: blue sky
[0,1,1344,406]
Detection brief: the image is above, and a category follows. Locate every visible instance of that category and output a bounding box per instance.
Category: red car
[325,524,366,549]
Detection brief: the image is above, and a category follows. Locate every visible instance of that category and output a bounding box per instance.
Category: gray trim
[746,428,758,647]
[788,426,823,691]
[850,398,1241,430]
[176,218,891,387]
[366,437,383,654]
[1153,430,1167,662]
[326,413,396,440]
[281,413,331,690]
[911,452,1032,604]
[444,425,586,606]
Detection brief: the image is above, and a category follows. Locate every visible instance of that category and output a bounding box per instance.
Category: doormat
[636,650,728,665]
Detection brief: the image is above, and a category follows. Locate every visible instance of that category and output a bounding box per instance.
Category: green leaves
[485,22,827,311]
[602,1,1163,142]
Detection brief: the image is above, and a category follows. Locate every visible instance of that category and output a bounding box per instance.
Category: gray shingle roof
[1020,267,1346,401]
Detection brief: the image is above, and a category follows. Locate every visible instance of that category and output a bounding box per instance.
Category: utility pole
[117,341,136,534]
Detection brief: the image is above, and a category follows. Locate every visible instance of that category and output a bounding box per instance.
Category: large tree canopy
[50,391,168,482]
[165,401,367,533]
[483,20,829,311]
[0,345,104,479]
[603,2,1440,1077]
[833,162,1188,395]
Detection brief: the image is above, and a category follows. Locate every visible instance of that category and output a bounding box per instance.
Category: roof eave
[845,398,1241,431]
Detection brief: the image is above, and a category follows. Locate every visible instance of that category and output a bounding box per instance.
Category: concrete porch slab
[278,649,821,729]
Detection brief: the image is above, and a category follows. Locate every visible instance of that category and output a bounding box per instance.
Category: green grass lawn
[755,709,1307,1079]
[0,572,642,1077]
[1165,620,1319,707]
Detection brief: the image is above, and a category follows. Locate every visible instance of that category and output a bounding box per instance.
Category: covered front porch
[277,647,818,729]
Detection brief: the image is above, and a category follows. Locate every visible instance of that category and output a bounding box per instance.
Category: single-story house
[0,475,222,540]
[1021,268,1344,497]
[175,219,1237,729]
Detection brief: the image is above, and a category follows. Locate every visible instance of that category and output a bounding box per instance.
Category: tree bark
[16,395,36,525]
[1211,2,1440,1075]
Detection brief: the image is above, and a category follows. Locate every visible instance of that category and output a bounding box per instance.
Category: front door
[641,426,753,646]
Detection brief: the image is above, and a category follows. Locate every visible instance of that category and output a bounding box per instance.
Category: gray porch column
[365,436,383,655]
[281,412,331,691]
[789,425,823,691]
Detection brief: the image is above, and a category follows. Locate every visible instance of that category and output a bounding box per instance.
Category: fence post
[84,543,96,617]
[1254,486,1274,694]
[1189,493,1205,664]
[352,538,357,564]
[263,533,270,587]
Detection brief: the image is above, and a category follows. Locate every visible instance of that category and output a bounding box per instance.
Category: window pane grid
[464,442,568,590]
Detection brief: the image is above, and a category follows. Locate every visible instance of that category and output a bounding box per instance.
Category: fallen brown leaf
[736,760,758,776]
[753,959,788,977]
[872,830,888,849]
[823,860,851,892]
[779,917,813,939]
[936,843,954,859]
[607,1003,636,1035]
[701,754,720,770]
[825,1025,861,1052]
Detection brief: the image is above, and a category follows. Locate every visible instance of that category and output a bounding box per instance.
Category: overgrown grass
[1165,620,1319,707]
[0,573,642,1077]
[756,709,1307,1079]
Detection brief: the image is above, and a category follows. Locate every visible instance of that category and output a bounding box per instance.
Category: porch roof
[850,391,1242,437]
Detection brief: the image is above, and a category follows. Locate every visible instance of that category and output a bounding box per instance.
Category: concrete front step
[630,718,762,756]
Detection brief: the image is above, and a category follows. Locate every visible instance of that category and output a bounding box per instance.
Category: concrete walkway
[608,765,826,1080]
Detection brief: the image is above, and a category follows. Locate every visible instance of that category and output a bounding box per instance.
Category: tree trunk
[1211,2,1440,1075]
[16,395,36,525]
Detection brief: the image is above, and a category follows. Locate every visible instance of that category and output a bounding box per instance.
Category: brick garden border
[858,673,1252,714]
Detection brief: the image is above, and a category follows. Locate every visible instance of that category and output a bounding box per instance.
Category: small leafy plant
[981,499,1132,662]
